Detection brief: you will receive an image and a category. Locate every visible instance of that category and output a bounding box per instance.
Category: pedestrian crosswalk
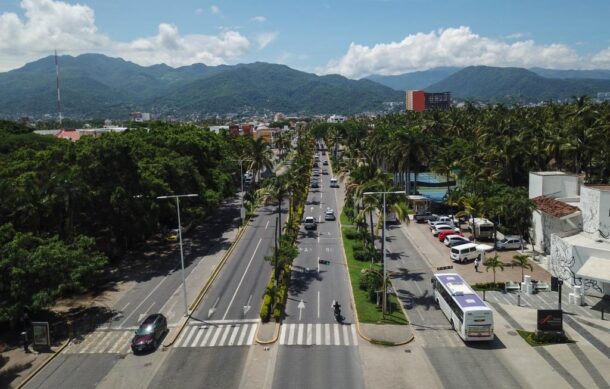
[279,323,358,346]
[63,329,134,354]
[175,320,259,348]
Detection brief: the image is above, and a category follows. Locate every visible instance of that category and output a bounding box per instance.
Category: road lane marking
[190,327,205,347]
[246,323,257,345]
[265,220,270,229]
[119,275,169,328]
[182,325,198,347]
[342,325,350,346]
[237,324,250,345]
[297,323,304,344]
[306,324,313,345]
[78,331,104,353]
[222,238,263,319]
[333,324,340,345]
[209,326,223,346]
[218,325,232,346]
[200,326,214,346]
[228,325,241,345]
[317,291,320,319]
[351,325,358,345]
[288,323,296,345]
[279,324,288,344]
[316,324,322,345]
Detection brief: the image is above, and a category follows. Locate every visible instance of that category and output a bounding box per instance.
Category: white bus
[431,273,494,341]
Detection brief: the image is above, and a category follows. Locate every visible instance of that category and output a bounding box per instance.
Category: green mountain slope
[0,55,401,118]
[427,66,610,102]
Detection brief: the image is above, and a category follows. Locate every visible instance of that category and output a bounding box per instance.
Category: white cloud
[195,8,204,15]
[505,32,525,40]
[0,0,250,71]
[255,31,278,50]
[322,26,591,78]
[210,5,220,14]
[591,47,610,67]
[251,16,266,23]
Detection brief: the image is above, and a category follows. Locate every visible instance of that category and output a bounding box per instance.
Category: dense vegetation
[316,98,610,239]
[0,121,257,322]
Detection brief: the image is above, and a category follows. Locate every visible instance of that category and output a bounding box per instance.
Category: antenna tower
[55,50,62,127]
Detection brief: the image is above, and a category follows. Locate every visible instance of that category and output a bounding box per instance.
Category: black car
[322,160,328,166]
[131,313,168,353]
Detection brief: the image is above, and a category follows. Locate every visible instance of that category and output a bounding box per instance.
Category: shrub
[352,241,365,251]
[353,249,369,261]
[344,227,359,240]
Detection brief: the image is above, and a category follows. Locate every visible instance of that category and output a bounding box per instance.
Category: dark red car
[131,313,167,353]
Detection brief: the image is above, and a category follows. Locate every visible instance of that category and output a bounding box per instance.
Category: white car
[444,235,470,247]
[304,216,317,230]
[432,224,460,237]
[330,178,339,188]
[324,209,335,221]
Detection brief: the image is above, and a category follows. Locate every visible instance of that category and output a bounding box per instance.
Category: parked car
[432,224,460,237]
[322,168,328,175]
[311,180,319,188]
[444,235,471,247]
[429,216,455,228]
[330,178,339,188]
[438,230,464,242]
[304,216,317,230]
[450,243,481,263]
[313,162,319,168]
[312,170,320,176]
[322,160,328,166]
[131,314,167,353]
[496,236,524,251]
[324,208,336,221]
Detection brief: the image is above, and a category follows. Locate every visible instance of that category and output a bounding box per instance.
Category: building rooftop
[586,185,610,192]
[532,196,580,218]
[562,232,610,251]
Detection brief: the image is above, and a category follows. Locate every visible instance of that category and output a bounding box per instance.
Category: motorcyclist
[332,300,341,316]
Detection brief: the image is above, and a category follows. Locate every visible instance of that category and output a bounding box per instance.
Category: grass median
[341,212,408,325]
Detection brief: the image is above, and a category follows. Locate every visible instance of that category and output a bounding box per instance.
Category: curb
[16,339,71,389]
[254,322,281,345]
[163,218,252,348]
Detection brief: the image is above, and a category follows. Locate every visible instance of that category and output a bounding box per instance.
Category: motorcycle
[333,301,343,323]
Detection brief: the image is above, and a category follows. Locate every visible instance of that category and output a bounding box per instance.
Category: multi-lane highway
[272,152,365,389]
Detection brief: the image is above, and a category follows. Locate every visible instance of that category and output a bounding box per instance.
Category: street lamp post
[363,190,405,316]
[157,193,198,317]
[232,159,253,226]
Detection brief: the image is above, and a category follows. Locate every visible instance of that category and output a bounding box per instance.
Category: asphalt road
[383,221,524,388]
[273,152,365,389]
[144,201,279,389]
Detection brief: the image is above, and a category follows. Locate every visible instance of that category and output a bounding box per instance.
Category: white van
[330,178,339,188]
[450,243,481,263]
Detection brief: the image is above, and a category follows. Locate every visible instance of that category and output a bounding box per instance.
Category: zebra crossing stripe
[333,324,340,345]
[279,324,288,345]
[315,324,322,345]
[182,326,198,347]
[228,325,240,346]
[237,324,249,345]
[288,324,296,345]
[218,326,232,346]
[199,326,214,346]
[325,324,331,345]
[209,326,223,346]
[175,326,191,347]
[342,325,350,346]
[190,327,205,347]
[78,331,104,353]
[306,324,313,345]
[297,324,304,344]
[99,331,119,353]
[246,323,257,345]
[109,332,131,353]
[351,325,358,346]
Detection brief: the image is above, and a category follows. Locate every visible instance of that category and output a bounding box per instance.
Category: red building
[406,90,451,112]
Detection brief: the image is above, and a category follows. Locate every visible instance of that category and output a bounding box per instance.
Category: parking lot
[401,220,551,285]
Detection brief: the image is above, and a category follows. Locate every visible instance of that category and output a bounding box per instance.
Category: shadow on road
[289,266,322,296]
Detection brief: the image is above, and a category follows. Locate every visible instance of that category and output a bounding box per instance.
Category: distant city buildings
[327,114,347,123]
[130,112,151,122]
[406,90,451,112]
[597,92,610,103]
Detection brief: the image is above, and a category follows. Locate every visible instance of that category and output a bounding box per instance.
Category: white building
[529,172,610,296]
[327,115,346,124]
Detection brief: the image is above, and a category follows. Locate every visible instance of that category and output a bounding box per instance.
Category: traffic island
[516,330,574,347]
[255,322,280,344]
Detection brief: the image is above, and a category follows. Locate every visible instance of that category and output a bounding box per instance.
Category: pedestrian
[474,257,480,273]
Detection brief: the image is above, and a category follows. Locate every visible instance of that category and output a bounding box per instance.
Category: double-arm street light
[157,193,198,317]
[363,190,405,316]
[231,159,253,226]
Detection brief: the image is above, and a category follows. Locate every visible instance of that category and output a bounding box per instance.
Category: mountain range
[2,54,610,119]
[0,54,403,119]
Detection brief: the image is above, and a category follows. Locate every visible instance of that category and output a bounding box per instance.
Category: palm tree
[485,254,505,285]
[248,138,274,183]
[512,254,533,283]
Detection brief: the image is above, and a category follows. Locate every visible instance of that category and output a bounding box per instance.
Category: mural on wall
[550,235,603,294]
[581,187,600,235]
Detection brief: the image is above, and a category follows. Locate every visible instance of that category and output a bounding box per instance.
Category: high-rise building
[406,90,451,112]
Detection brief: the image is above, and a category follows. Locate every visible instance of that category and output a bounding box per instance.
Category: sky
[1,0,610,78]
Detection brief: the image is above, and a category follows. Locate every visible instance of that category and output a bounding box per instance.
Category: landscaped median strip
[255,322,281,344]
[163,218,252,348]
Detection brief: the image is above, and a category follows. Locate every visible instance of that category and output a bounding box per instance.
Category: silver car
[496,236,524,250]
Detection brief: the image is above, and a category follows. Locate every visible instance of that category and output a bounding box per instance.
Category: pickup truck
[414,212,438,223]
